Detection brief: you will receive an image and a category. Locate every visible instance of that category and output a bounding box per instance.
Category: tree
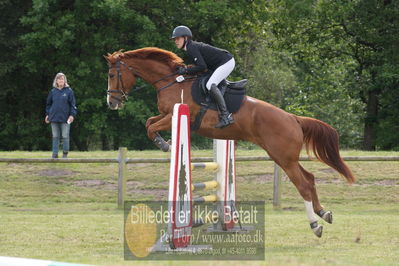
[264,0,399,150]
[0,0,43,150]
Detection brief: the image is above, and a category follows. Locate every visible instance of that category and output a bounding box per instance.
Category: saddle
[191,74,247,130]
[192,74,247,113]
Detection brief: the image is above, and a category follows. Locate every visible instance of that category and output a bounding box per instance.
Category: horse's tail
[296,116,355,183]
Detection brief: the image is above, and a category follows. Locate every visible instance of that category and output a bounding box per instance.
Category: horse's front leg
[147,113,172,152]
[145,114,164,130]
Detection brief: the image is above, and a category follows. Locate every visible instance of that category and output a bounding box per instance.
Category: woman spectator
[45,73,77,158]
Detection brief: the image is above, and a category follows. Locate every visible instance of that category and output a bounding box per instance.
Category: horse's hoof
[310,221,323,238]
[316,209,333,224]
[153,135,170,152]
[160,142,170,152]
[322,211,333,224]
[312,225,323,238]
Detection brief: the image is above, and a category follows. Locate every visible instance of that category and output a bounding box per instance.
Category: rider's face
[174,37,185,49]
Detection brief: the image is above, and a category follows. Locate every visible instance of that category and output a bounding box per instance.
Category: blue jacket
[46,87,77,123]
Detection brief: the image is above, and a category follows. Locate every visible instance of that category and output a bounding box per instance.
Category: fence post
[118,147,127,209]
[273,163,282,209]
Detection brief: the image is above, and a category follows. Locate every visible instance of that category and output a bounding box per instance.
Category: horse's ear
[103,54,110,62]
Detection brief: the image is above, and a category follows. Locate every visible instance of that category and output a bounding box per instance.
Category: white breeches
[206,58,235,90]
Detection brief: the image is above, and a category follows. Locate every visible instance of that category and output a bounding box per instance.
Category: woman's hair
[52,72,69,88]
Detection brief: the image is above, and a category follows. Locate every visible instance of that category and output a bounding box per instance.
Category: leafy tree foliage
[0,0,256,150]
[263,0,399,150]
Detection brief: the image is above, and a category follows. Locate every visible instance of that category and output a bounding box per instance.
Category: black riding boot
[210,84,234,128]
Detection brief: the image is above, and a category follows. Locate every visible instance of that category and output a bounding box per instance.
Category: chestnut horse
[105,47,355,237]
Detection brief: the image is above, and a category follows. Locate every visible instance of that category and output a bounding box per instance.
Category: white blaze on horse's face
[107,69,120,110]
[106,70,119,110]
[106,93,120,110]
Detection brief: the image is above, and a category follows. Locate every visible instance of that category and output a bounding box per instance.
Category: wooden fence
[1,147,399,209]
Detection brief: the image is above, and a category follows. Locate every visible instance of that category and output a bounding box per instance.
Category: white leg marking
[304,201,318,223]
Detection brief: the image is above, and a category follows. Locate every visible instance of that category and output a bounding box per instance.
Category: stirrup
[215,114,234,128]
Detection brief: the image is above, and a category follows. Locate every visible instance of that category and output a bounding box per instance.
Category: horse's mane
[107,47,184,70]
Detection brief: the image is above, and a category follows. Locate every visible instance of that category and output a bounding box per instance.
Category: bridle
[107,60,139,104]
[107,59,192,104]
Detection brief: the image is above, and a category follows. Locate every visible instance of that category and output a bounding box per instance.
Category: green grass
[0,149,398,265]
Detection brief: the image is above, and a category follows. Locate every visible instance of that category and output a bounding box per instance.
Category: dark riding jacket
[185,40,233,75]
[46,87,77,123]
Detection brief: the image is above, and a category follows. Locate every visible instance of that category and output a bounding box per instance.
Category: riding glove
[177,66,187,75]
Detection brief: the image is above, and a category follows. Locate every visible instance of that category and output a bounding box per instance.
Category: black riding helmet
[171,25,192,39]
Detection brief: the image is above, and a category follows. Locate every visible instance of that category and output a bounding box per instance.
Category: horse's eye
[109,74,115,78]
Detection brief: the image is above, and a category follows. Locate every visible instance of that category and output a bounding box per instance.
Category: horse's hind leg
[299,164,333,224]
[279,162,324,237]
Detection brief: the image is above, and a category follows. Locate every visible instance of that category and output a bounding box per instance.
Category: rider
[171,25,234,128]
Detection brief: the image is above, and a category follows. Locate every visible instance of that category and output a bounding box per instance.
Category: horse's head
[104,52,138,110]
[105,48,186,109]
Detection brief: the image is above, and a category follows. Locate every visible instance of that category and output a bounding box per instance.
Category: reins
[156,75,197,93]
[152,72,178,85]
